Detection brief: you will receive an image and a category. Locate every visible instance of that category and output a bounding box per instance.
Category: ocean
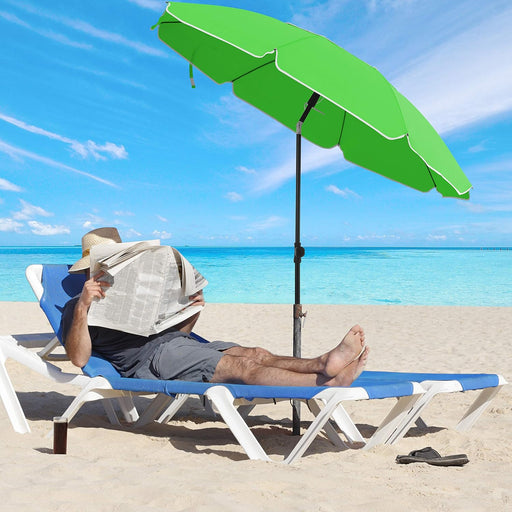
[0,246,510,306]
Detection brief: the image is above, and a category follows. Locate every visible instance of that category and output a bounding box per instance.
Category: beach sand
[1,302,511,511]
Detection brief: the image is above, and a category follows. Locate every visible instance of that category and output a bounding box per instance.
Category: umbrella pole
[293,92,320,435]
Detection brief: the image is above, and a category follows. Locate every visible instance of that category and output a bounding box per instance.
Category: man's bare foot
[328,345,369,387]
[323,325,366,378]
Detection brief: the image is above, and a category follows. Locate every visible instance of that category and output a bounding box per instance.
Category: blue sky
[1,0,511,247]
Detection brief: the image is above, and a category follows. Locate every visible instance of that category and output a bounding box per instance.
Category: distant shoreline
[0,245,511,250]
[2,247,511,306]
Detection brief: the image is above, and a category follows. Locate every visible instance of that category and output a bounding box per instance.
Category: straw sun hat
[69,227,122,274]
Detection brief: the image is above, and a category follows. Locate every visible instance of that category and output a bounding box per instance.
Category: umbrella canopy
[154,2,472,199]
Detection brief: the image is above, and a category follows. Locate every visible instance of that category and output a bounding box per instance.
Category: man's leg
[223,325,366,377]
[211,325,368,387]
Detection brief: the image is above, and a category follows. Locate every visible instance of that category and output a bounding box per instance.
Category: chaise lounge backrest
[39,265,86,343]
[37,264,210,379]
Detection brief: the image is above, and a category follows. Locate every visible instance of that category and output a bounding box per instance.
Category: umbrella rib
[425,161,437,189]
[337,110,347,147]
[231,59,275,83]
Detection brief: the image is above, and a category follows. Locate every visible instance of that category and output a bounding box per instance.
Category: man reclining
[62,227,369,387]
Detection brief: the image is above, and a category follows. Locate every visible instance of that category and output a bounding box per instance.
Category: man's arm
[172,290,205,334]
[65,272,110,368]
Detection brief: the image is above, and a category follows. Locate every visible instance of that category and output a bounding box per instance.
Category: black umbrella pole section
[292,92,320,435]
[293,127,303,436]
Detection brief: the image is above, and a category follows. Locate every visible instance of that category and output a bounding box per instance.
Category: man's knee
[212,354,262,383]
[246,346,272,363]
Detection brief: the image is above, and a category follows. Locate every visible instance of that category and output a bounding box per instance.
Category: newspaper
[87,240,208,337]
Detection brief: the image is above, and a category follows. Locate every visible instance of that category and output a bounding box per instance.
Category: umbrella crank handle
[294,244,305,263]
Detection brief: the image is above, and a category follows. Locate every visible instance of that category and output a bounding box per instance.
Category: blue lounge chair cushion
[82,352,415,400]
[357,371,499,391]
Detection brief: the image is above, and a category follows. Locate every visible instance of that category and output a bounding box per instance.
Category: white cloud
[125,0,164,12]
[13,199,52,220]
[8,2,168,58]
[236,165,257,175]
[325,184,361,198]
[123,228,142,239]
[0,112,128,160]
[365,0,417,13]
[156,215,168,222]
[114,210,135,216]
[64,64,148,90]
[467,157,512,175]
[0,178,22,192]
[73,141,128,161]
[225,191,243,202]
[203,95,284,147]
[393,6,512,134]
[462,198,512,213]
[291,1,348,33]
[67,20,166,57]
[27,220,70,235]
[152,229,172,240]
[468,141,489,153]
[0,139,118,187]
[255,144,346,192]
[199,234,241,243]
[427,234,447,241]
[291,0,418,32]
[0,9,92,49]
[469,219,512,235]
[462,202,487,213]
[460,160,512,212]
[0,218,23,232]
[356,234,400,240]
[249,215,287,231]
[82,213,104,230]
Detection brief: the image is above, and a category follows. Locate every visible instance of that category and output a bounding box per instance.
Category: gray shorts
[134,335,239,382]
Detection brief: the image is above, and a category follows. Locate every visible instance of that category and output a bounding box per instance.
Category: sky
[1,0,511,247]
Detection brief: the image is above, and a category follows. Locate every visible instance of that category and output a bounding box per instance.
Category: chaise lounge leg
[364,393,423,449]
[383,381,461,446]
[206,386,271,462]
[306,399,349,448]
[116,394,139,423]
[456,384,504,432]
[156,394,189,424]
[0,353,31,434]
[285,394,347,464]
[58,378,124,426]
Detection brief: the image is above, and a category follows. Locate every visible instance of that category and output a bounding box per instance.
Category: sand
[1,301,511,511]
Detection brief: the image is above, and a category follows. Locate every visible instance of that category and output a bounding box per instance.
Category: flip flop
[396,447,469,467]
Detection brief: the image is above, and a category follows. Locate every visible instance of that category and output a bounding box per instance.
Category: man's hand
[189,290,205,307]
[77,271,111,310]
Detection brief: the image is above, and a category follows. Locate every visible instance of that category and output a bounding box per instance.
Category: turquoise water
[0,246,510,306]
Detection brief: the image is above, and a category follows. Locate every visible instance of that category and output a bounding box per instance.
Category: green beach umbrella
[153,2,472,431]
